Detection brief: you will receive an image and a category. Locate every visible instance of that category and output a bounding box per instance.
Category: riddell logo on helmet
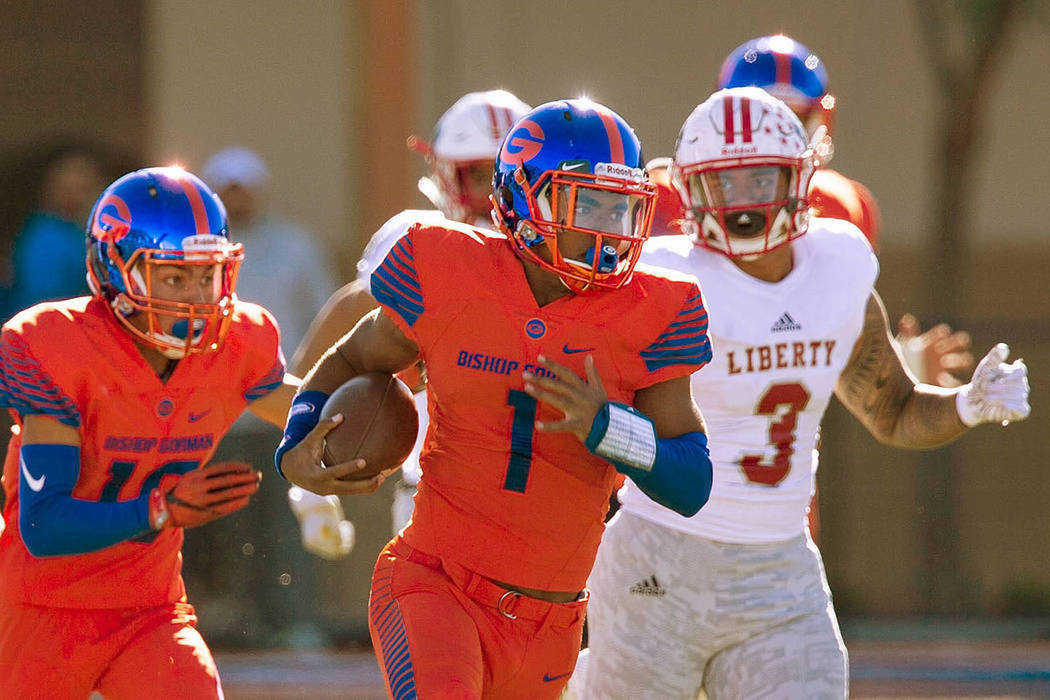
[720,145,758,156]
[595,162,644,182]
[182,234,227,261]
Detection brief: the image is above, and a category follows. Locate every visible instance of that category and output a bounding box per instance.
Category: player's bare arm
[835,291,965,447]
[303,307,420,393]
[278,307,418,496]
[835,291,1031,447]
[289,279,378,376]
[20,413,81,447]
[247,373,301,428]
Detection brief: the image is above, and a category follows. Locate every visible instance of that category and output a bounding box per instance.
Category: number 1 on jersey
[504,389,537,493]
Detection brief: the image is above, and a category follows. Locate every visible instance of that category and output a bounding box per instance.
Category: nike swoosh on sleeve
[20,458,46,492]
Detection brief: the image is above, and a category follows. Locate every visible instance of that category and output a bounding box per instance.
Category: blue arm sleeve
[621,431,712,517]
[18,444,152,557]
[585,403,712,517]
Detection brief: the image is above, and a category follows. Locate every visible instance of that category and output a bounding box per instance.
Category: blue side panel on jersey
[0,333,81,426]
[641,292,713,371]
[369,568,418,699]
[245,359,285,401]
[371,237,424,328]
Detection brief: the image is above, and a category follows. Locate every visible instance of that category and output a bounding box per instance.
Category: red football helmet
[408,90,531,225]
[672,87,820,259]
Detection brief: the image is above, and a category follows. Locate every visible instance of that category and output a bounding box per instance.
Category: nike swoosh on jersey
[544,671,572,682]
[20,457,46,492]
[189,409,213,423]
[562,344,596,354]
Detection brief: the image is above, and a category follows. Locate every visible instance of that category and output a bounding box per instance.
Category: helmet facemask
[508,165,656,293]
[89,235,243,358]
[677,159,810,259]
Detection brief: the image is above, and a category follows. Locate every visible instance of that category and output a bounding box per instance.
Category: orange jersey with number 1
[370,222,711,592]
[0,296,284,609]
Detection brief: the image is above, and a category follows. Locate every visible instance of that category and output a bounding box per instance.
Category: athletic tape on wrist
[585,402,657,472]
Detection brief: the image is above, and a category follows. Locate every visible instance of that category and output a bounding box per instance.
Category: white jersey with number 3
[621,218,878,543]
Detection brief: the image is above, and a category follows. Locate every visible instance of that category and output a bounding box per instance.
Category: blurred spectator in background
[200,146,337,357]
[180,146,340,650]
[8,142,107,317]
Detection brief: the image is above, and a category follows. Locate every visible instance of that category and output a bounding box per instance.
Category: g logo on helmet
[500,120,545,165]
[92,194,132,243]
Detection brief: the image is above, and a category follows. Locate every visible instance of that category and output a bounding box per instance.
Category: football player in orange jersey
[277,99,715,699]
[289,90,532,540]
[0,167,379,698]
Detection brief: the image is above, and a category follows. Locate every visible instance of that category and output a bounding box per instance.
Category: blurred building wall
[146,0,356,278]
[1,0,1046,638]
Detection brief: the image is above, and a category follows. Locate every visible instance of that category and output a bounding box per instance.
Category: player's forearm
[18,445,152,556]
[585,403,713,517]
[248,375,302,429]
[836,292,967,449]
[836,351,967,449]
[617,431,713,517]
[299,308,419,395]
[870,384,968,448]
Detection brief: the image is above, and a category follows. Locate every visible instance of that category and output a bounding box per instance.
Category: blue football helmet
[492,99,657,292]
[717,34,835,153]
[86,166,244,358]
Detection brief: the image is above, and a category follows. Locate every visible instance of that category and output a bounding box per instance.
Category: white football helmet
[672,87,820,259]
[408,90,531,225]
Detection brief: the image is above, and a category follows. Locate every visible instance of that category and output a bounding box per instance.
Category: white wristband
[593,403,658,472]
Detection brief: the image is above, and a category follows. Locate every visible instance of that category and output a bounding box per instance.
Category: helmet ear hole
[498,184,514,210]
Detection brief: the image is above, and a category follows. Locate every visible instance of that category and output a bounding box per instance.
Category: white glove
[287,485,355,560]
[955,343,1031,427]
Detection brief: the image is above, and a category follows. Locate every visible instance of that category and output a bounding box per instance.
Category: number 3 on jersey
[738,382,810,486]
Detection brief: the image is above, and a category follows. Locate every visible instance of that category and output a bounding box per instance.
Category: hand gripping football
[320,372,419,479]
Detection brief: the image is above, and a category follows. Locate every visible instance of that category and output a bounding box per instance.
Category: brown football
[319,372,419,479]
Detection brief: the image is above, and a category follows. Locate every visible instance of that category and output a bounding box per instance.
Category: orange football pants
[0,600,222,700]
[369,537,587,699]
